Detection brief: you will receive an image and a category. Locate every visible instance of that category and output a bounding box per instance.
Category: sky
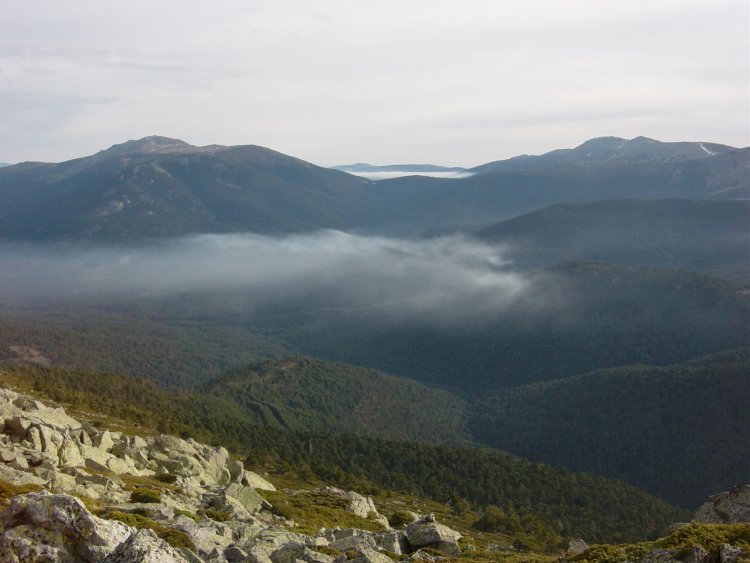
[1,0,748,167]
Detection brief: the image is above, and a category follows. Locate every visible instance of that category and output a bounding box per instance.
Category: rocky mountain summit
[0,387,462,562]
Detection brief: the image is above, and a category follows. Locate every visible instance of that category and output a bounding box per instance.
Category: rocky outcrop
[694,485,750,524]
[0,387,463,562]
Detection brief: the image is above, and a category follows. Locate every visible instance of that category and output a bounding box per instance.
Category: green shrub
[388,510,416,527]
[130,488,162,504]
[155,473,178,484]
[202,508,232,522]
[313,546,342,557]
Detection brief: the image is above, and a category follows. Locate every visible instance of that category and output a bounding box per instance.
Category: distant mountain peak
[471,135,740,174]
[101,136,197,156]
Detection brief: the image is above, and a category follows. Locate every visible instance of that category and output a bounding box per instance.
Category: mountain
[0,163,11,168]
[469,136,739,174]
[476,199,750,280]
[0,135,746,241]
[468,348,750,508]
[0,136,374,241]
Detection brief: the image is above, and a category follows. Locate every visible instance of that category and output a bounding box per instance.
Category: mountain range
[0,134,747,518]
[0,135,746,240]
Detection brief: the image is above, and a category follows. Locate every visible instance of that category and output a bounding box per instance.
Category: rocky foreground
[0,388,463,562]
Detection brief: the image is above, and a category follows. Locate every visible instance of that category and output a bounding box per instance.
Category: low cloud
[0,231,531,323]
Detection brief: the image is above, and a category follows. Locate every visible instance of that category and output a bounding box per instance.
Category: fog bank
[0,231,531,321]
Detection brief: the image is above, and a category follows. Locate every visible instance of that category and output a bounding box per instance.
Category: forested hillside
[201,356,469,444]
[468,349,750,507]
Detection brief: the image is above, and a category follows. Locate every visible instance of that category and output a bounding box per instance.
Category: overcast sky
[1,0,747,167]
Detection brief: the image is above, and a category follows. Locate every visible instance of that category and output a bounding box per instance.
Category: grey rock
[0,525,72,562]
[225,483,269,514]
[225,544,249,562]
[405,514,461,556]
[374,530,408,555]
[0,446,17,463]
[0,491,133,561]
[695,485,750,524]
[247,544,275,563]
[38,425,63,457]
[331,531,378,553]
[26,426,43,452]
[272,542,336,563]
[59,433,85,467]
[103,528,190,562]
[0,463,45,486]
[94,429,115,452]
[323,487,386,527]
[4,417,31,437]
[341,548,396,563]
[567,538,589,556]
[13,397,46,411]
[720,543,745,563]
[243,470,277,491]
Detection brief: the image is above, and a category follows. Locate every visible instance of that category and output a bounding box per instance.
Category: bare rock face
[694,485,750,524]
[0,491,133,561]
[102,529,189,563]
